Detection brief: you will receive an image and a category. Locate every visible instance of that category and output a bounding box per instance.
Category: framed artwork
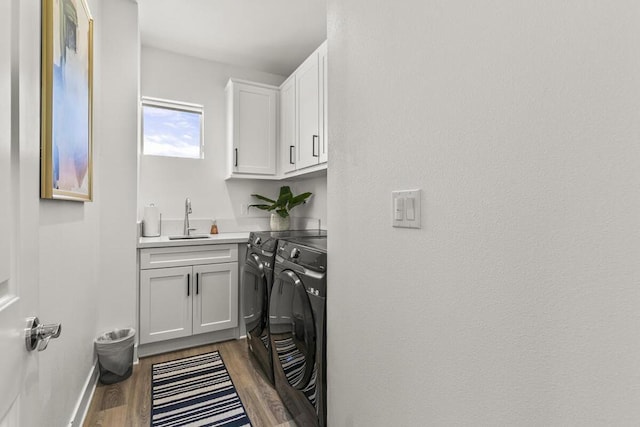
[40,0,93,201]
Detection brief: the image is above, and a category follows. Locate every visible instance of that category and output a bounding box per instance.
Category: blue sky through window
[142,104,202,159]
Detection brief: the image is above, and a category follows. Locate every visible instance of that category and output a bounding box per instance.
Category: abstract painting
[41,0,93,201]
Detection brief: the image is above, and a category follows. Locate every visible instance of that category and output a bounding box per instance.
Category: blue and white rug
[151,351,252,427]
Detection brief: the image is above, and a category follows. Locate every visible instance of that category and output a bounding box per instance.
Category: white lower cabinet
[140,266,192,343]
[192,263,238,334]
[139,245,239,345]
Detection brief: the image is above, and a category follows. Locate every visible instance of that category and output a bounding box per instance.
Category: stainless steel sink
[168,235,210,240]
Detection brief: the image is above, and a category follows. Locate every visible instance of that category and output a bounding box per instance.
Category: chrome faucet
[183,197,195,236]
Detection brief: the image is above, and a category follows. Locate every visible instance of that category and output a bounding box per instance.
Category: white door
[0,0,37,424]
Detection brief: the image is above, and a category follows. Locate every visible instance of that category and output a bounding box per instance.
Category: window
[141,97,204,159]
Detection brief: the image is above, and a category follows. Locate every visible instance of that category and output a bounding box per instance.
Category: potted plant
[249,185,312,231]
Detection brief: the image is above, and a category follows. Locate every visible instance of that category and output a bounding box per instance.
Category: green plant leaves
[247,203,274,211]
[279,186,294,201]
[248,185,312,217]
[250,194,276,204]
[288,192,312,210]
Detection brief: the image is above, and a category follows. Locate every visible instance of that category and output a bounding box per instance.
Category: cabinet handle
[289,145,295,164]
[312,135,319,157]
[187,273,190,296]
[196,273,199,295]
[234,148,238,167]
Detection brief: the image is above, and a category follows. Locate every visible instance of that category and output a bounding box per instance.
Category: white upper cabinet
[319,41,328,163]
[280,75,297,175]
[296,50,321,170]
[226,79,278,178]
[226,41,328,180]
[279,40,328,177]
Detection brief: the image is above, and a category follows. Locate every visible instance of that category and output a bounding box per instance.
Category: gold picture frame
[40,0,93,201]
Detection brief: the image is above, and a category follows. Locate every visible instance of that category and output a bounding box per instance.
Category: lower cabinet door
[140,266,193,344]
[192,262,239,334]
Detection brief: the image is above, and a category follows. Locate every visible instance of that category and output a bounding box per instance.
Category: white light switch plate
[392,189,421,229]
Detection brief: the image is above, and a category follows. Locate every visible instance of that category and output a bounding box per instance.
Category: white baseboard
[68,360,99,427]
[68,344,140,426]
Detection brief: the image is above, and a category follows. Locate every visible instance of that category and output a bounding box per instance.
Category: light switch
[394,197,404,220]
[406,197,415,220]
[392,189,421,229]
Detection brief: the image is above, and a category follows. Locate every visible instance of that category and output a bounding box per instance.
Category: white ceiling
[138,0,327,76]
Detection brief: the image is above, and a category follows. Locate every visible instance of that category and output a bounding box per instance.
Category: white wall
[96,0,139,335]
[139,46,328,229]
[285,175,327,227]
[327,1,640,425]
[9,0,139,425]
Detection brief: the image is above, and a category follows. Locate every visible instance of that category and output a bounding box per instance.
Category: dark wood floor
[83,338,296,427]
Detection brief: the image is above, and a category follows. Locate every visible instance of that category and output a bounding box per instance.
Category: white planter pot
[270,213,290,231]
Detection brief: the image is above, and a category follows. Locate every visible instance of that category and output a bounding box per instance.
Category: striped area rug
[151,351,252,427]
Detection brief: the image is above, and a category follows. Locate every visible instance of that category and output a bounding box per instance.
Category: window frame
[140,96,205,159]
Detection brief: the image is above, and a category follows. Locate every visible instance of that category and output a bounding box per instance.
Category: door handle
[289,145,295,164]
[196,273,200,295]
[234,148,238,167]
[187,273,190,296]
[25,316,62,352]
[312,135,319,157]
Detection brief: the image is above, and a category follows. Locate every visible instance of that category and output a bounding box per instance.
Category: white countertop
[138,232,250,249]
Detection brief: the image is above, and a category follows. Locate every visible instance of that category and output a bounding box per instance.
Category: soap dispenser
[210,219,219,234]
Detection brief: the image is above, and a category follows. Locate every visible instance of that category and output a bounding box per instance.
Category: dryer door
[242,253,269,337]
[271,269,316,390]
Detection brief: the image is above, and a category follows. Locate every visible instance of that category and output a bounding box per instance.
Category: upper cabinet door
[295,52,321,170]
[280,75,297,175]
[318,41,328,164]
[226,80,278,176]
